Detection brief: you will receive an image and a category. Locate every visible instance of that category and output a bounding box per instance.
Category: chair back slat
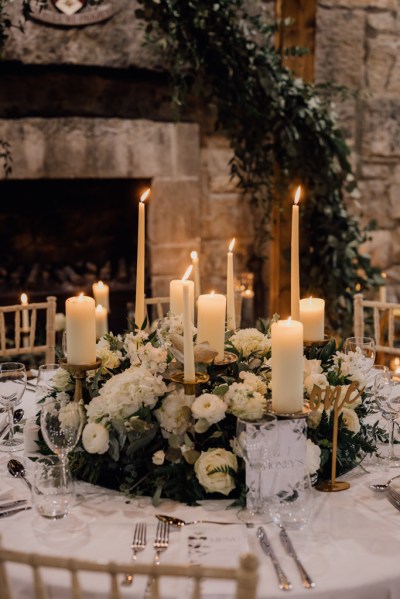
[14,310,21,353]
[0,313,6,353]
[373,306,380,346]
[353,294,400,357]
[145,296,170,322]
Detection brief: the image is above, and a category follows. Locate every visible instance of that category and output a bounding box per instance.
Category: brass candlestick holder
[170,371,210,396]
[60,357,102,403]
[303,334,331,350]
[267,400,311,420]
[212,351,238,372]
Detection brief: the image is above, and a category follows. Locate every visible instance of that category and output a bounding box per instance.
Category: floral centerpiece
[42,316,385,505]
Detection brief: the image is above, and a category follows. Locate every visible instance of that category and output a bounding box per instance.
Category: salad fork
[121,522,147,586]
[153,520,170,565]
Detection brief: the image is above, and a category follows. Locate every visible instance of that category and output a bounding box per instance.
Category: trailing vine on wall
[134,0,381,334]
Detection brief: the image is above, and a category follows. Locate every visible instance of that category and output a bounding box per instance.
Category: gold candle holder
[267,400,311,420]
[170,371,210,396]
[303,334,331,350]
[212,351,238,371]
[60,357,102,403]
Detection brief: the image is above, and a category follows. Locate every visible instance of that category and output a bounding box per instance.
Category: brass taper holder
[60,357,102,402]
[170,371,210,396]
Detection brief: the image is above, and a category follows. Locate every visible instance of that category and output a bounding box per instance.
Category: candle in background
[226,238,236,330]
[391,357,400,373]
[197,292,227,361]
[66,294,96,365]
[95,304,108,339]
[20,293,29,332]
[271,318,304,414]
[291,186,301,321]
[191,251,201,298]
[379,272,387,303]
[300,297,325,342]
[241,288,255,328]
[93,281,110,312]
[135,188,150,329]
[183,280,195,382]
[170,266,195,321]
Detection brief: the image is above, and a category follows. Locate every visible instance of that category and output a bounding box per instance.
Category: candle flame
[211,290,215,295]
[98,281,104,289]
[78,293,84,301]
[355,283,361,292]
[140,188,151,203]
[191,251,198,260]
[294,186,302,205]
[228,238,235,252]
[288,316,292,323]
[96,304,104,313]
[182,265,193,281]
[21,293,28,304]
[382,272,387,280]
[309,295,313,304]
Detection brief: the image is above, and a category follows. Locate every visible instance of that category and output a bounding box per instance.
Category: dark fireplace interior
[0,178,151,332]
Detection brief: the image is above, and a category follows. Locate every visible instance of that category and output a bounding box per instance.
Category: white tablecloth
[1,387,400,598]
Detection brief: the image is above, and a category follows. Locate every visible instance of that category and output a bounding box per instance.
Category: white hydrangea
[238,371,267,395]
[136,343,167,374]
[304,358,329,396]
[157,314,190,348]
[154,388,192,436]
[230,328,271,358]
[124,330,149,362]
[225,383,267,419]
[191,393,226,425]
[96,337,123,370]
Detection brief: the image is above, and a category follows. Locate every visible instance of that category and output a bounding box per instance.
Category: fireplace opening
[0,178,152,333]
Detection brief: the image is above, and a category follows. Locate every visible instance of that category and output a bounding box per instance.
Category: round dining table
[1,385,400,599]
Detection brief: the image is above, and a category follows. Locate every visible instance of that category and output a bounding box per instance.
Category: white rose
[306,439,321,475]
[152,450,165,466]
[82,423,109,454]
[191,393,226,425]
[194,448,238,496]
[340,407,360,434]
[55,313,66,332]
[154,389,192,436]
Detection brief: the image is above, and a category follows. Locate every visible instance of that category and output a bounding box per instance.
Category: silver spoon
[7,458,33,492]
[370,474,400,492]
[0,409,24,437]
[156,514,237,527]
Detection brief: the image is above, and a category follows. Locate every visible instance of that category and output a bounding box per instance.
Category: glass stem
[389,420,396,460]
[7,403,14,444]
[253,469,262,513]
[60,454,68,489]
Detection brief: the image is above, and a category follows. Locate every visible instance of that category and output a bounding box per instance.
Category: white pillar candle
[226,238,236,331]
[183,281,195,382]
[379,272,387,303]
[300,297,325,342]
[271,318,304,414]
[92,281,110,312]
[197,293,227,361]
[291,186,301,321]
[170,267,195,321]
[191,251,201,298]
[66,294,96,365]
[95,304,108,339]
[20,293,29,332]
[135,188,150,328]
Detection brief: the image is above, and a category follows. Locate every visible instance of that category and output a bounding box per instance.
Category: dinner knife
[257,527,292,591]
[0,506,32,518]
[279,526,315,589]
[0,499,27,511]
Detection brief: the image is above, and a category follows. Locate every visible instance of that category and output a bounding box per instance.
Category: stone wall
[316,0,400,300]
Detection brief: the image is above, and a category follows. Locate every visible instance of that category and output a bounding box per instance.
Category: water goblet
[33,456,75,520]
[36,363,61,401]
[343,336,375,376]
[0,362,26,451]
[236,413,277,524]
[40,397,84,484]
[374,371,400,467]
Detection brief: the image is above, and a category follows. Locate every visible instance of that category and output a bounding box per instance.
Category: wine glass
[40,397,84,484]
[374,372,400,467]
[343,337,375,376]
[0,362,26,451]
[236,413,277,523]
[33,456,75,520]
[36,364,61,401]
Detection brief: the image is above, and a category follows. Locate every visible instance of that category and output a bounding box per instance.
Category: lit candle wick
[182,265,193,281]
[294,185,302,205]
[140,188,150,203]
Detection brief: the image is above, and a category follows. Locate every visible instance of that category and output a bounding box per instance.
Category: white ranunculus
[194,448,238,496]
[306,439,321,475]
[152,450,165,466]
[230,328,271,358]
[96,338,122,370]
[340,407,360,434]
[82,423,109,454]
[225,383,267,419]
[191,393,226,425]
[55,312,66,332]
[238,371,267,395]
[154,389,192,436]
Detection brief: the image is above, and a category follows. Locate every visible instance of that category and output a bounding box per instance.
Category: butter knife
[257,527,292,591]
[279,526,315,589]
[0,506,32,518]
[0,499,27,511]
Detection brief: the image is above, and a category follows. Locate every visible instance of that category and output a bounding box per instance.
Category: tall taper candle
[191,251,201,298]
[95,304,108,339]
[93,281,110,312]
[20,293,29,332]
[66,294,96,365]
[183,280,195,382]
[135,188,150,328]
[291,186,301,321]
[226,238,236,331]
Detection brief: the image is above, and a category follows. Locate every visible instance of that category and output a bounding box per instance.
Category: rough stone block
[362,99,400,158]
[367,12,397,32]
[174,123,200,177]
[358,179,393,227]
[361,162,392,179]
[201,147,234,176]
[202,193,254,241]
[149,242,201,277]
[360,229,393,268]
[366,35,398,94]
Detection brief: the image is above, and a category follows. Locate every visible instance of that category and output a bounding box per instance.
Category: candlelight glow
[211,290,215,295]
[96,304,104,314]
[285,317,293,327]
[294,186,302,205]
[182,265,193,281]
[21,293,28,304]
[97,281,104,289]
[191,251,198,260]
[228,238,235,252]
[140,188,151,203]
[382,272,387,280]
[392,357,400,373]
[78,293,84,301]
[309,296,313,303]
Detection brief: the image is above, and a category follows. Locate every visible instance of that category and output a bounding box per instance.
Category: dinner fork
[121,522,147,586]
[153,520,170,565]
